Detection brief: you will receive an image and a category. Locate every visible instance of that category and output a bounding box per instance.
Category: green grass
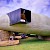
[0,38,50,50]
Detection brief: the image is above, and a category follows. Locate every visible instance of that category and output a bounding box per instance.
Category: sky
[0,0,50,17]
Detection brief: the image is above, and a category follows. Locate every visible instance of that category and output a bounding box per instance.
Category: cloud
[0,0,50,17]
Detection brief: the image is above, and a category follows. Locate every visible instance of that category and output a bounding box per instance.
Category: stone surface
[0,30,10,41]
[0,40,19,46]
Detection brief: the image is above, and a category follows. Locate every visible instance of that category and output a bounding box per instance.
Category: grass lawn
[0,37,50,50]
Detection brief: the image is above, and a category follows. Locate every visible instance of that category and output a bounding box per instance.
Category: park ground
[0,37,50,50]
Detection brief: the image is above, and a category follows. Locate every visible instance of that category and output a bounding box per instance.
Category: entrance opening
[20,8,31,23]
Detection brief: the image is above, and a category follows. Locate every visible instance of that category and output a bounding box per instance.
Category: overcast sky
[0,0,50,17]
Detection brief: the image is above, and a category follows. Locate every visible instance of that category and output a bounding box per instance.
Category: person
[10,35,14,40]
[21,34,26,39]
[20,10,27,23]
